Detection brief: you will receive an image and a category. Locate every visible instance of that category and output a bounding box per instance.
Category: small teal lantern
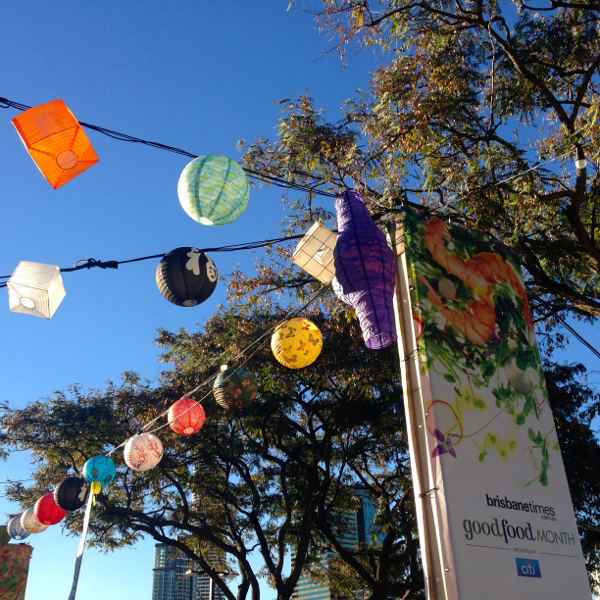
[177,154,250,226]
[83,456,116,499]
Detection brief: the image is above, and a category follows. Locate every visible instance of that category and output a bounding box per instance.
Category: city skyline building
[292,490,379,600]
[152,543,228,600]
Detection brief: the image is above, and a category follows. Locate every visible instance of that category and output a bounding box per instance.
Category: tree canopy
[3,4,600,600]
[237,0,600,322]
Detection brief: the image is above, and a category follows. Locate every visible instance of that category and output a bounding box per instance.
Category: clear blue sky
[0,2,377,599]
[0,3,597,600]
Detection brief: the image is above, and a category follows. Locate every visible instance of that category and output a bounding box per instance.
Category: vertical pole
[388,222,447,600]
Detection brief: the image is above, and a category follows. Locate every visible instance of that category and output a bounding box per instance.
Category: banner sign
[399,208,590,599]
[0,544,33,600]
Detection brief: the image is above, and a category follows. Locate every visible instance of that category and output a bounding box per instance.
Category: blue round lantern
[6,516,27,541]
[177,154,250,226]
[83,456,116,488]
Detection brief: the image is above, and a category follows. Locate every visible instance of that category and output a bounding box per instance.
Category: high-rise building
[292,491,378,600]
[152,543,228,600]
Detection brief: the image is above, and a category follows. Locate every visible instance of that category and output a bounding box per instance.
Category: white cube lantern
[291,222,337,284]
[7,261,66,319]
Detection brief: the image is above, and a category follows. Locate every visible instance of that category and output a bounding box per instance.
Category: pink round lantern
[168,398,205,435]
[124,432,164,472]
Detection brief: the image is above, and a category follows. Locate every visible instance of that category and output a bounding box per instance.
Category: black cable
[0,97,336,198]
[0,233,306,287]
[532,294,600,361]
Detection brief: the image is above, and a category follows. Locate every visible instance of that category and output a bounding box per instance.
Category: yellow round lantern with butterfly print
[271,318,323,369]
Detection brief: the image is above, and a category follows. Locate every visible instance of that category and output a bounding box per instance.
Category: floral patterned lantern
[271,318,323,369]
[168,398,205,435]
[20,509,48,534]
[213,365,258,410]
[333,190,397,349]
[11,99,99,189]
[178,154,250,226]
[6,517,29,541]
[156,248,218,307]
[54,477,89,511]
[34,494,66,525]
[124,433,164,472]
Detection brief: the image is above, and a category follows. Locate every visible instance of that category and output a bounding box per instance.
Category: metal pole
[388,222,447,600]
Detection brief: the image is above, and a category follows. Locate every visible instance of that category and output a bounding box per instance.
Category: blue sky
[0,2,377,599]
[0,3,598,600]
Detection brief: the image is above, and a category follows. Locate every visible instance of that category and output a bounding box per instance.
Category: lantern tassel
[90,480,101,506]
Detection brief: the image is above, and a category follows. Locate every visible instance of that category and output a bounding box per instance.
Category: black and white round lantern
[156,247,218,307]
[54,477,89,511]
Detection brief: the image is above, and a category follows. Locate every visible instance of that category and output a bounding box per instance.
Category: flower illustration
[431,429,458,458]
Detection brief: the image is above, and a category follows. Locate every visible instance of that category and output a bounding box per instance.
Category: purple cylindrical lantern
[334,190,397,349]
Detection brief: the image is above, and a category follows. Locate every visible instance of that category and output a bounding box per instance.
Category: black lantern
[156,247,218,307]
[54,477,89,511]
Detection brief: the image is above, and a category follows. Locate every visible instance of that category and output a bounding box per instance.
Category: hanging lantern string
[0,233,310,284]
[106,284,329,456]
[0,96,588,210]
[0,96,336,198]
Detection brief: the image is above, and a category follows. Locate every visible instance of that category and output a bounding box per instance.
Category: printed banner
[0,544,33,600]
[401,208,590,599]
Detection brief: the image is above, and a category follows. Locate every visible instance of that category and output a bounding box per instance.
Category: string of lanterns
[0,97,392,598]
[2,291,329,543]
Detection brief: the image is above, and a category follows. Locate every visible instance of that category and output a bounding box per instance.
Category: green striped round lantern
[213,366,258,410]
[178,154,250,226]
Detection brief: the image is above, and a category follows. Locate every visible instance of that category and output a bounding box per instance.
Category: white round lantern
[20,508,48,534]
[124,433,164,472]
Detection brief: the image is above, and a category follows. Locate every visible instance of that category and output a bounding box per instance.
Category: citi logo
[516,558,541,578]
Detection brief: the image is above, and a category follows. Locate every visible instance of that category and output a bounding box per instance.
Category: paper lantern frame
[34,494,66,525]
[168,399,205,435]
[7,516,30,541]
[271,318,323,369]
[178,154,250,226]
[83,456,116,487]
[54,477,89,511]
[213,367,258,410]
[20,508,48,534]
[333,190,397,350]
[291,222,337,284]
[156,248,218,307]
[124,433,164,472]
[7,261,66,319]
[11,99,99,189]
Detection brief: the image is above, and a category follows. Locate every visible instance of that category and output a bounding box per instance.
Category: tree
[0,308,426,600]
[237,0,600,322]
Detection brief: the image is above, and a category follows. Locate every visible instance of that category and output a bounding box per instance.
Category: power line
[0,233,306,286]
[0,96,337,198]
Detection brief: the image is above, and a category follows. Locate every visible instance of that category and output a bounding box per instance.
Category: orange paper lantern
[11,99,99,189]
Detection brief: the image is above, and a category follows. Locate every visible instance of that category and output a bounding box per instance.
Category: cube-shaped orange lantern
[11,99,99,189]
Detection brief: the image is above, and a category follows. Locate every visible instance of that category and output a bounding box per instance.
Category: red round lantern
[34,493,67,525]
[168,398,206,435]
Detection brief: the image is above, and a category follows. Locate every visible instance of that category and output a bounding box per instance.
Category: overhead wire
[0,96,336,198]
[0,233,307,287]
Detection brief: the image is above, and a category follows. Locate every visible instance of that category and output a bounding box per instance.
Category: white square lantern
[291,222,337,284]
[7,261,66,319]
